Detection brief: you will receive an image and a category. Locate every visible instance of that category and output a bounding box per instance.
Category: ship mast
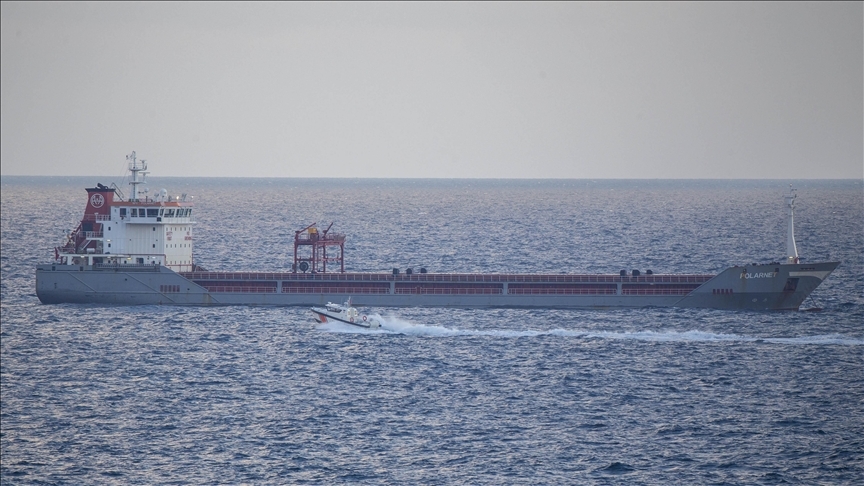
[127,151,149,202]
[784,186,799,264]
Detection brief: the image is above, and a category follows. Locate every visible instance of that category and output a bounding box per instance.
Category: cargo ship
[35,153,839,310]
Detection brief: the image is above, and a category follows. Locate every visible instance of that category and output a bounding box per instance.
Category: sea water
[2,177,862,484]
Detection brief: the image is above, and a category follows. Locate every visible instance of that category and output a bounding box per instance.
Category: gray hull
[35,261,839,311]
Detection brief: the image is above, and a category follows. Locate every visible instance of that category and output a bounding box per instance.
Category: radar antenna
[126,151,149,202]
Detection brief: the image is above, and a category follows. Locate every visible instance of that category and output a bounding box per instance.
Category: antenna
[126,151,149,202]
[784,185,799,264]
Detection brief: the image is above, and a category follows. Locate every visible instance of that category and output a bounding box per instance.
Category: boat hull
[312,310,378,328]
[35,261,839,311]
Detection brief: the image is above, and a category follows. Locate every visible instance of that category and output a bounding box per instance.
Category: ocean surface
[2,176,863,484]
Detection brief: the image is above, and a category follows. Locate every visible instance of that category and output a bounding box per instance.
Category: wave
[317,316,864,345]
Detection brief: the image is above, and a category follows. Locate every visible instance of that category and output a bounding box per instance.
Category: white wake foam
[316,315,863,345]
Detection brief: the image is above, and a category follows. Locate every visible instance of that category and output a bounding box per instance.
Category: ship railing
[179,271,715,285]
[81,214,111,222]
[94,263,161,271]
[621,288,694,296]
[183,272,319,280]
[295,233,346,242]
[394,287,502,295]
[282,286,389,294]
[204,286,277,293]
[508,288,618,295]
[84,231,104,239]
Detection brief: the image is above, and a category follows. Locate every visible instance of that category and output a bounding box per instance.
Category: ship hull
[36,261,839,311]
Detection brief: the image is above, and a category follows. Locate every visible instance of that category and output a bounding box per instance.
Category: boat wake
[317,316,864,345]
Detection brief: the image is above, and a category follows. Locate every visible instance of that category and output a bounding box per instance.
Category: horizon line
[2,174,862,181]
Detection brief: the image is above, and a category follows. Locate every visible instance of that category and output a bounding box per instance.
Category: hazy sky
[1,2,861,178]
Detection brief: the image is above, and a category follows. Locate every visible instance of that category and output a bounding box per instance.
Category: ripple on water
[2,178,862,484]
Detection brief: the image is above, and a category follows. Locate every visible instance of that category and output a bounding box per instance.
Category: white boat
[311,298,381,329]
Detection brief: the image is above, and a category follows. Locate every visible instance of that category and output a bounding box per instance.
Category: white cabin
[56,152,196,272]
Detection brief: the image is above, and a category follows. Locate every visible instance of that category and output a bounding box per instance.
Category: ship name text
[740,272,778,279]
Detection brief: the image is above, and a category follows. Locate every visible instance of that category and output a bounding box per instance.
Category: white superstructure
[55,152,196,271]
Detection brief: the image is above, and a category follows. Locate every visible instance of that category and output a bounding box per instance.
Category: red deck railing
[180,271,715,284]
[281,286,389,294]
[202,286,277,293]
[509,288,617,295]
[394,287,502,295]
[186,271,715,297]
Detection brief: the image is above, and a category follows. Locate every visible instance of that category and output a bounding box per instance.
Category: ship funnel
[784,186,799,264]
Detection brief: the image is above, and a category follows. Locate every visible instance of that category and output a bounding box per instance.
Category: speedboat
[311,298,381,329]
